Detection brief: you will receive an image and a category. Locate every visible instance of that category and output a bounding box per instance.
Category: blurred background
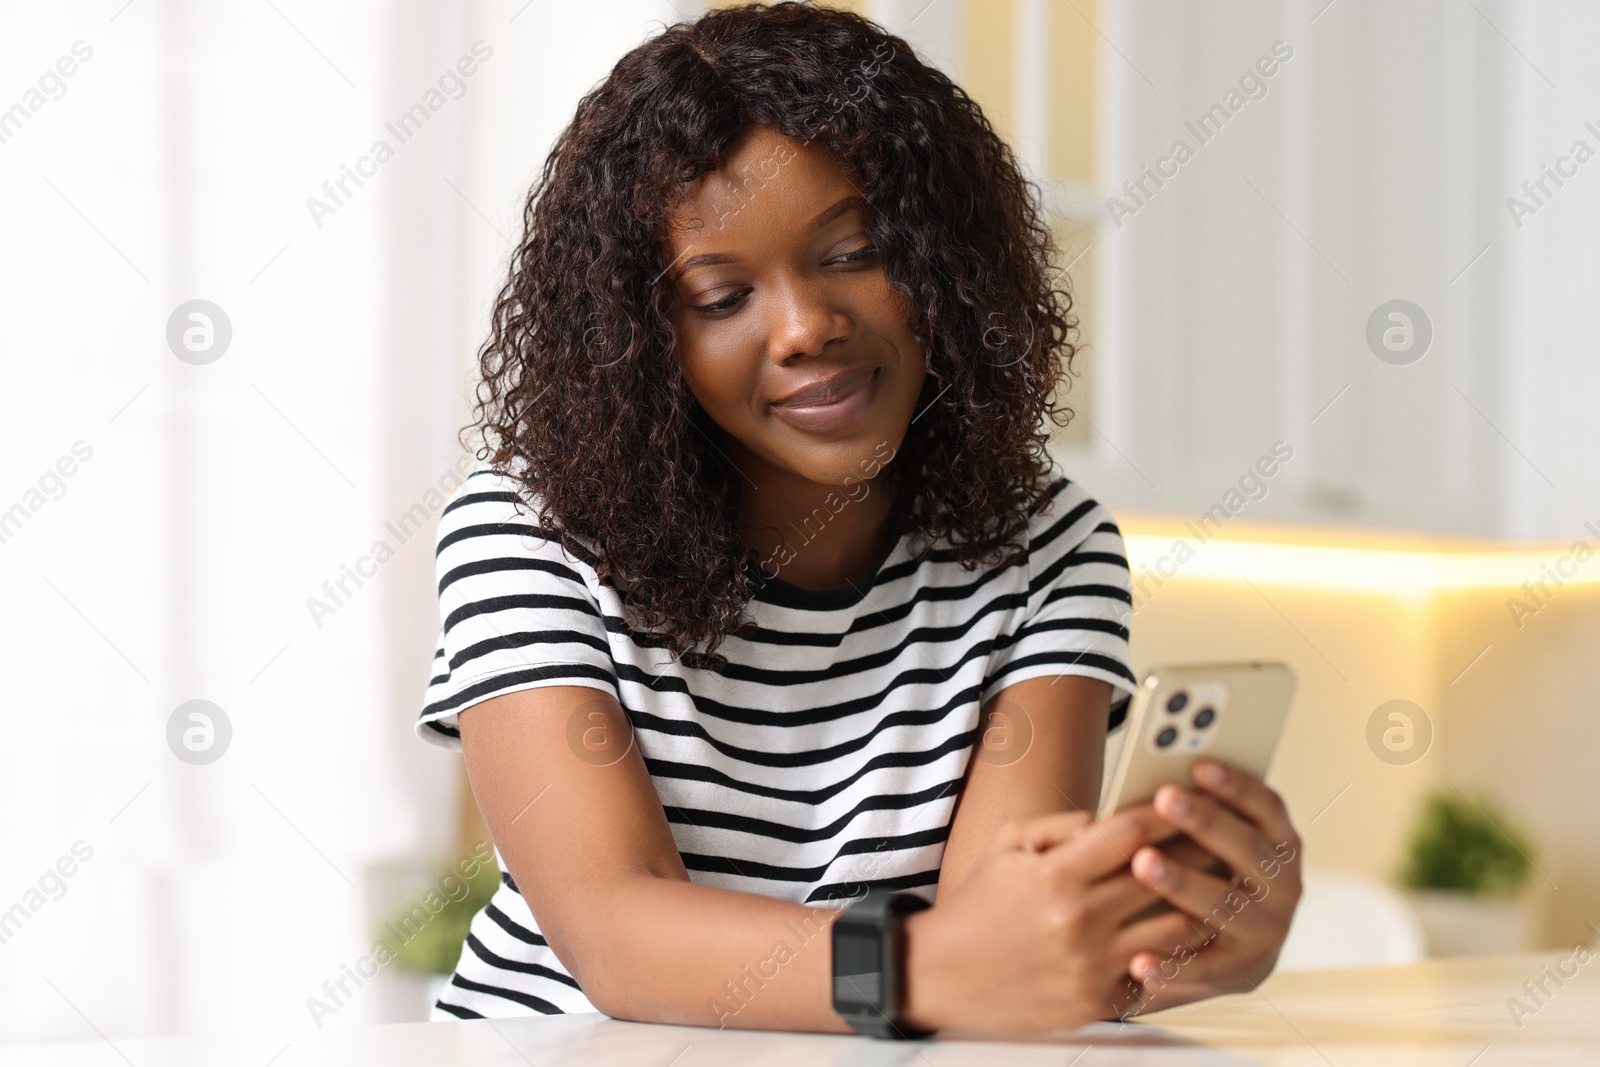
[2,0,1597,1049]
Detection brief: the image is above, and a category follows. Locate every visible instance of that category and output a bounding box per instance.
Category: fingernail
[1194,761,1227,787]
[1161,787,1191,817]
[1139,851,1168,882]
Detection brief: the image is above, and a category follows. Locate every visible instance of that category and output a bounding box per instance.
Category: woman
[416,1,1301,1035]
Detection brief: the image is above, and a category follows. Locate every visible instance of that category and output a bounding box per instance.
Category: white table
[5,954,1595,1065]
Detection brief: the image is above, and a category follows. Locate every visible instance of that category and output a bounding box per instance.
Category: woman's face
[664,126,925,488]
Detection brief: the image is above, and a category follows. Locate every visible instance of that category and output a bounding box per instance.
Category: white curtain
[0,0,676,1045]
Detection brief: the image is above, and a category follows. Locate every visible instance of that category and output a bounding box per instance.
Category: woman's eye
[829,244,878,265]
[693,289,749,315]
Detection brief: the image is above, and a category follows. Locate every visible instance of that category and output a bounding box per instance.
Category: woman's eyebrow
[807,195,864,230]
[671,250,740,282]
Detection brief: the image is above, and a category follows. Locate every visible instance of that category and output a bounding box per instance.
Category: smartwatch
[830,889,935,1040]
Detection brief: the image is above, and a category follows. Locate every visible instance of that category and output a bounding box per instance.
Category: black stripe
[625,686,981,768]
[613,649,974,728]
[822,561,1029,640]
[1109,691,1131,731]
[421,663,617,721]
[438,518,607,573]
[1031,549,1129,598]
[986,648,1137,688]
[808,865,941,903]
[681,826,950,883]
[1003,614,1130,646]
[710,592,1027,687]
[484,902,550,947]
[440,487,525,519]
[442,592,601,639]
[651,561,1022,650]
[439,625,611,679]
[723,623,856,649]
[422,717,460,740]
[1036,582,1133,607]
[664,778,963,843]
[642,727,976,804]
[448,972,564,1015]
[465,932,583,990]
[433,998,483,1020]
[437,521,561,557]
[439,555,589,597]
[1030,495,1102,555]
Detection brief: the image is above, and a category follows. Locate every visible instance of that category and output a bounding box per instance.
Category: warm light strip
[1122,532,1600,594]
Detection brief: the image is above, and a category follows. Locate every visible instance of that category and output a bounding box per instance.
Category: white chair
[1273,870,1426,972]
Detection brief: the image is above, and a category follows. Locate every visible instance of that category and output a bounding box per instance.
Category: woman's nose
[766,277,850,363]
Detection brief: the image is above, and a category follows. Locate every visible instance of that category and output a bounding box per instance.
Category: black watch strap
[831,889,935,1040]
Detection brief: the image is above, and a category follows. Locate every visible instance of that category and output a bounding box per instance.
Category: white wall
[1063,0,1600,543]
[0,0,676,1044]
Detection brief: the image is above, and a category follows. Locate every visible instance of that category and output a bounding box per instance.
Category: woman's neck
[725,442,899,593]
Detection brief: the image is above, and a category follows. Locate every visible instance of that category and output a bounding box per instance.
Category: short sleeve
[981,477,1137,730]
[416,467,620,749]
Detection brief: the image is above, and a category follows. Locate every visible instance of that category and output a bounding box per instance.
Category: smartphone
[1097,661,1296,820]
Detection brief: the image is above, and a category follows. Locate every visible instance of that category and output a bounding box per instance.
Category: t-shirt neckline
[746,530,904,611]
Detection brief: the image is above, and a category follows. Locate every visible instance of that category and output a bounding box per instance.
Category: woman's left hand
[1119,759,1303,1015]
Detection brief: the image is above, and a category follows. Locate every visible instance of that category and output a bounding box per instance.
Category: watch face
[832,922,884,1013]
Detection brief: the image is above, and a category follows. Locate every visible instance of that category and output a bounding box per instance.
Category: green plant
[377,849,502,976]
[1400,790,1534,897]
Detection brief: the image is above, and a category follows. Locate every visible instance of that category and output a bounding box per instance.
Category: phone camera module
[1155,726,1179,748]
[1165,692,1189,714]
[1193,708,1216,729]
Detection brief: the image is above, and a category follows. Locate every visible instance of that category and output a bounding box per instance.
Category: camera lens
[1166,692,1189,714]
[1155,726,1179,748]
[1194,708,1216,729]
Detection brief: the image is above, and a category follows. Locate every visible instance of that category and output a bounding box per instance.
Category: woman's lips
[769,366,879,435]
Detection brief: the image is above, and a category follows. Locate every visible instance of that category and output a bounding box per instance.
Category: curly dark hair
[468,1,1077,660]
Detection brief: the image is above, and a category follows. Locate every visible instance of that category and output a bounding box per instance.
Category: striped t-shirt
[415,463,1136,1019]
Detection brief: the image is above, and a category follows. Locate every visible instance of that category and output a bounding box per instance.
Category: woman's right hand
[901,806,1197,1033]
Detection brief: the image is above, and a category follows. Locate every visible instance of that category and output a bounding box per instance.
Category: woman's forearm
[559,873,853,1033]
[461,689,854,1032]
[938,677,1111,896]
